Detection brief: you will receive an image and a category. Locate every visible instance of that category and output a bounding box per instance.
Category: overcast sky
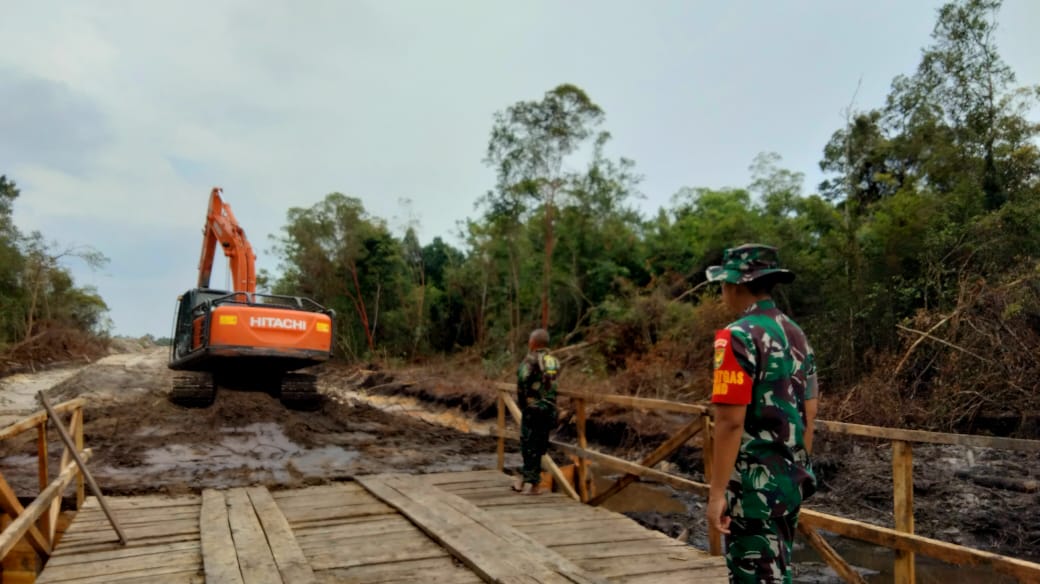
[2,1,1038,337]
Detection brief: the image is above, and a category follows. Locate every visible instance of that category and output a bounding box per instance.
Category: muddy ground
[0,348,497,498]
[0,348,1037,583]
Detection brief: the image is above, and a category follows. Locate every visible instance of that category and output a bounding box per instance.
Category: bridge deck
[36,470,727,583]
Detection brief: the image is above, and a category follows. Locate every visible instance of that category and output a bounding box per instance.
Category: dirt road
[0,348,498,497]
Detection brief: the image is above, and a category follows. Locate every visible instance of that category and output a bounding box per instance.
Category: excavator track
[170,372,216,407]
[280,373,323,411]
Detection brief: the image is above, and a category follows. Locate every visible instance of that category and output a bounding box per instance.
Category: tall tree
[485,84,605,330]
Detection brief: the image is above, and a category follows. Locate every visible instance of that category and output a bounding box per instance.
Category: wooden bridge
[33,471,725,583]
[3,392,1040,583]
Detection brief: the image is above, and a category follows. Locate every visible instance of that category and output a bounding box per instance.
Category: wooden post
[72,407,85,509]
[893,440,915,584]
[575,397,589,502]
[702,415,722,556]
[497,392,505,472]
[39,393,127,545]
[36,420,51,545]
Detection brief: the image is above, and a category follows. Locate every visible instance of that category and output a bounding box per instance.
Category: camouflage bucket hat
[705,243,795,285]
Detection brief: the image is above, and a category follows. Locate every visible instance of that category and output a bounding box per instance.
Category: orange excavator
[168,187,334,408]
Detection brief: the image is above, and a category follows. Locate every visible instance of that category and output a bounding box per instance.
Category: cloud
[0,70,112,175]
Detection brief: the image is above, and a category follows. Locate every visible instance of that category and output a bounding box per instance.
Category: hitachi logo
[249,317,307,331]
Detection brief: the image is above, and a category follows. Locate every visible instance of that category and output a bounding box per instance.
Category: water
[98,422,359,488]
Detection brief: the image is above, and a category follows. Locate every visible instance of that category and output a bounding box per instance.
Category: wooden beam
[39,394,127,545]
[0,400,86,441]
[0,473,51,556]
[200,490,244,584]
[496,393,505,472]
[588,417,702,507]
[72,408,85,509]
[799,511,1040,583]
[225,488,281,584]
[550,441,708,497]
[892,440,915,584]
[574,397,589,502]
[0,452,91,561]
[797,523,866,584]
[499,392,580,501]
[814,420,1040,452]
[701,416,721,556]
[496,384,1040,452]
[496,383,710,416]
[246,487,315,584]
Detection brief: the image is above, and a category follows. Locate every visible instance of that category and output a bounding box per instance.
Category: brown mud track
[0,349,496,498]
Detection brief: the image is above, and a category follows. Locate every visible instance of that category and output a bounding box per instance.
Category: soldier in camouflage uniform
[512,328,560,495]
[704,244,819,584]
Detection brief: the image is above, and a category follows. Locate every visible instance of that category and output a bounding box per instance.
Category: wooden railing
[0,399,90,564]
[495,383,1040,584]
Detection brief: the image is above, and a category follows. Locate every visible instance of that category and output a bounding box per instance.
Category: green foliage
[0,176,111,353]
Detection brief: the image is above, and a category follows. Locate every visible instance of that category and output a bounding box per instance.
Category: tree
[485,84,605,330]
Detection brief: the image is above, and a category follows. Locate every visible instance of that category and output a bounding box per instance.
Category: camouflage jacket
[517,349,559,412]
[711,298,817,519]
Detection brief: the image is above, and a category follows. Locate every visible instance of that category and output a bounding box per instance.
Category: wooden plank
[0,399,85,440]
[246,487,315,584]
[421,470,512,485]
[359,474,604,584]
[0,472,52,555]
[58,519,197,544]
[551,540,689,560]
[0,451,91,561]
[283,503,395,524]
[45,541,200,567]
[588,417,702,506]
[314,556,482,583]
[34,549,199,581]
[616,565,729,583]
[799,510,1040,582]
[225,488,281,584]
[38,563,203,584]
[305,538,448,571]
[893,440,915,584]
[199,489,244,584]
[585,554,722,578]
[51,534,201,557]
[797,523,866,584]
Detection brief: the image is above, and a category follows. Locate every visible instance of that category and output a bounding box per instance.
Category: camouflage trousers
[520,406,555,484]
[724,513,798,584]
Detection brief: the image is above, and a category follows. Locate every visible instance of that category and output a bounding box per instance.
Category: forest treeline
[0,175,109,370]
[268,0,1040,432]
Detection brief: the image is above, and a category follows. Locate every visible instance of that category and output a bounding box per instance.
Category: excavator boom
[197,188,257,292]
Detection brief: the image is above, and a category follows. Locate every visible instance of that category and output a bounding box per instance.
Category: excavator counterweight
[168,188,334,409]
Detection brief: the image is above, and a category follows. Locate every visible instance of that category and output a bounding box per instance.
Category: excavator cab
[168,188,336,409]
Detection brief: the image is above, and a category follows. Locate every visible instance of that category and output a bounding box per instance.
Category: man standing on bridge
[704,244,818,583]
[512,328,560,495]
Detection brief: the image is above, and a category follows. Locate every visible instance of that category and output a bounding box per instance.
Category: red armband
[711,329,752,405]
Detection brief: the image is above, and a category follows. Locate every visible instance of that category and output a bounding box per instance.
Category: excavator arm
[197,187,256,293]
